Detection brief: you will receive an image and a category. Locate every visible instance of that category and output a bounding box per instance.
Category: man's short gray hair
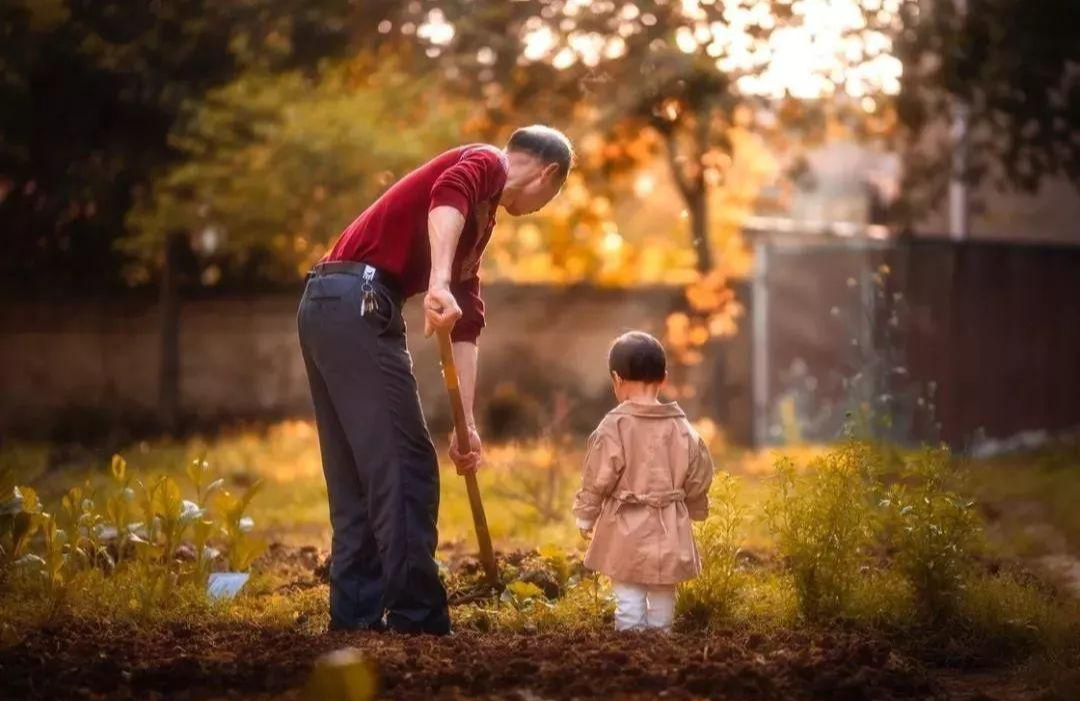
[506,125,575,180]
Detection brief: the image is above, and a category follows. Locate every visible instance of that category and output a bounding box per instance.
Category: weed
[881,446,981,621]
[764,441,881,621]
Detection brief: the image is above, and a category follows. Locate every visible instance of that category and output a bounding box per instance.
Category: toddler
[573,331,714,631]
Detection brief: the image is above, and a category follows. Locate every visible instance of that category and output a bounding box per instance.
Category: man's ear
[541,161,560,183]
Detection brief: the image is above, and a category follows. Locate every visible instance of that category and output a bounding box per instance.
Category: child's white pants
[612,581,676,631]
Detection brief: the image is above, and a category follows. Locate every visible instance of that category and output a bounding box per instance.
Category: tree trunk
[688,185,712,273]
[660,128,714,273]
[158,231,185,434]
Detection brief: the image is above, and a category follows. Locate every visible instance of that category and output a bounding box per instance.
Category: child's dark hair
[608,331,667,383]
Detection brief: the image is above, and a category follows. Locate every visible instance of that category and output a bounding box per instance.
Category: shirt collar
[609,400,686,419]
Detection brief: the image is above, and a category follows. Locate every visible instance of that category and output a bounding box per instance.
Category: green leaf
[230,534,267,572]
[186,457,210,490]
[506,580,545,601]
[110,454,127,482]
[154,477,183,521]
[1,487,24,516]
[14,554,45,569]
[239,479,264,514]
[11,511,37,557]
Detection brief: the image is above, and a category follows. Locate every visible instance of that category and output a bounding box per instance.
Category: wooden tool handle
[437,331,473,453]
[436,330,499,586]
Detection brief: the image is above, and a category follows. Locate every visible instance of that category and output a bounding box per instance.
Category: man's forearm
[452,341,479,427]
[428,206,466,289]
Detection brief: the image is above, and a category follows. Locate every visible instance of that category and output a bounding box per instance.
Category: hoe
[436,328,500,588]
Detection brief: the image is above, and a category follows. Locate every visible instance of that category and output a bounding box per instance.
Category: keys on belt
[309,261,399,317]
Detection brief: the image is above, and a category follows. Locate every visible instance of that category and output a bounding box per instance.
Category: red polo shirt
[325,144,508,343]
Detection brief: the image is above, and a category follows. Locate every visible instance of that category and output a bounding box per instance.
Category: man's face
[507,160,563,216]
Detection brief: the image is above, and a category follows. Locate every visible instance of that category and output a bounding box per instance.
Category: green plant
[1,467,42,578]
[59,482,114,575]
[2,450,266,617]
[764,441,881,621]
[39,512,69,600]
[214,479,267,572]
[882,446,981,621]
[677,472,747,629]
[502,580,550,611]
[536,543,572,589]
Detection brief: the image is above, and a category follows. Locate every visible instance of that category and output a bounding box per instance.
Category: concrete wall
[2,284,740,438]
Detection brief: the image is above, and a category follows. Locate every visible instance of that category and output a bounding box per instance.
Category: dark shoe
[386,618,452,636]
[328,618,387,633]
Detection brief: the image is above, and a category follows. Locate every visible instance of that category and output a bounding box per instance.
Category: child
[573,331,714,631]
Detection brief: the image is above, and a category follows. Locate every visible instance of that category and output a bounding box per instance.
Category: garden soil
[0,545,1042,701]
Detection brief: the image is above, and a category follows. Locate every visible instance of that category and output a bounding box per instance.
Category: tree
[897,0,1080,202]
[429,0,908,273]
[397,0,908,390]
[0,0,359,292]
[126,53,469,281]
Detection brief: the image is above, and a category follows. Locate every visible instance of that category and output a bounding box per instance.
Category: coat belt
[610,489,686,536]
[612,489,686,509]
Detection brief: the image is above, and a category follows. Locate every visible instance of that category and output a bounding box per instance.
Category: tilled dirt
[0,545,1041,701]
[1,617,1035,701]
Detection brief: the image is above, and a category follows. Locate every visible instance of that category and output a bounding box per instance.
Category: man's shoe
[328,618,387,633]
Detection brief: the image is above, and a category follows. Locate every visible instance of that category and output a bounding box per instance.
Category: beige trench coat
[572,401,714,585]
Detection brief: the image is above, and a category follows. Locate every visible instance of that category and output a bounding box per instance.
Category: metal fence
[748,233,1080,447]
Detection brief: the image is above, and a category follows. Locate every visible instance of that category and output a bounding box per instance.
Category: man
[297,125,573,634]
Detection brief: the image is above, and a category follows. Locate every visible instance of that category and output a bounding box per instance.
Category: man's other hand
[423,286,462,338]
[449,425,483,475]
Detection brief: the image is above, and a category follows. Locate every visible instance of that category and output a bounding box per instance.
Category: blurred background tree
[896,0,1080,214]
[4,0,1076,294]
[0,0,359,292]
[125,53,467,284]
[2,0,1077,427]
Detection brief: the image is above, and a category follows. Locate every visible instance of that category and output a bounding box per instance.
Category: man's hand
[449,425,483,475]
[423,286,462,338]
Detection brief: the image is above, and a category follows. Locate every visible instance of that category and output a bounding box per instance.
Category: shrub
[677,473,747,629]
[764,441,881,621]
[881,446,981,622]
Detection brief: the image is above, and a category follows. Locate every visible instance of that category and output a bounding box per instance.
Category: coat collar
[609,400,686,419]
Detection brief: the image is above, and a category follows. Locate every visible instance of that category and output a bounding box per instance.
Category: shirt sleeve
[572,425,625,524]
[684,434,715,521]
[429,147,506,217]
[449,273,485,344]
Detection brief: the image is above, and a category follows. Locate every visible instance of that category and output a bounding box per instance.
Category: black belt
[309,261,402,300]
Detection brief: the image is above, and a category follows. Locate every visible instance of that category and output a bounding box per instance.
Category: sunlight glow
[417,8,455,47]
[513,0,905,102]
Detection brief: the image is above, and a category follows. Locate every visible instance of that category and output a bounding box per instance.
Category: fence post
[751,236,770,447]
